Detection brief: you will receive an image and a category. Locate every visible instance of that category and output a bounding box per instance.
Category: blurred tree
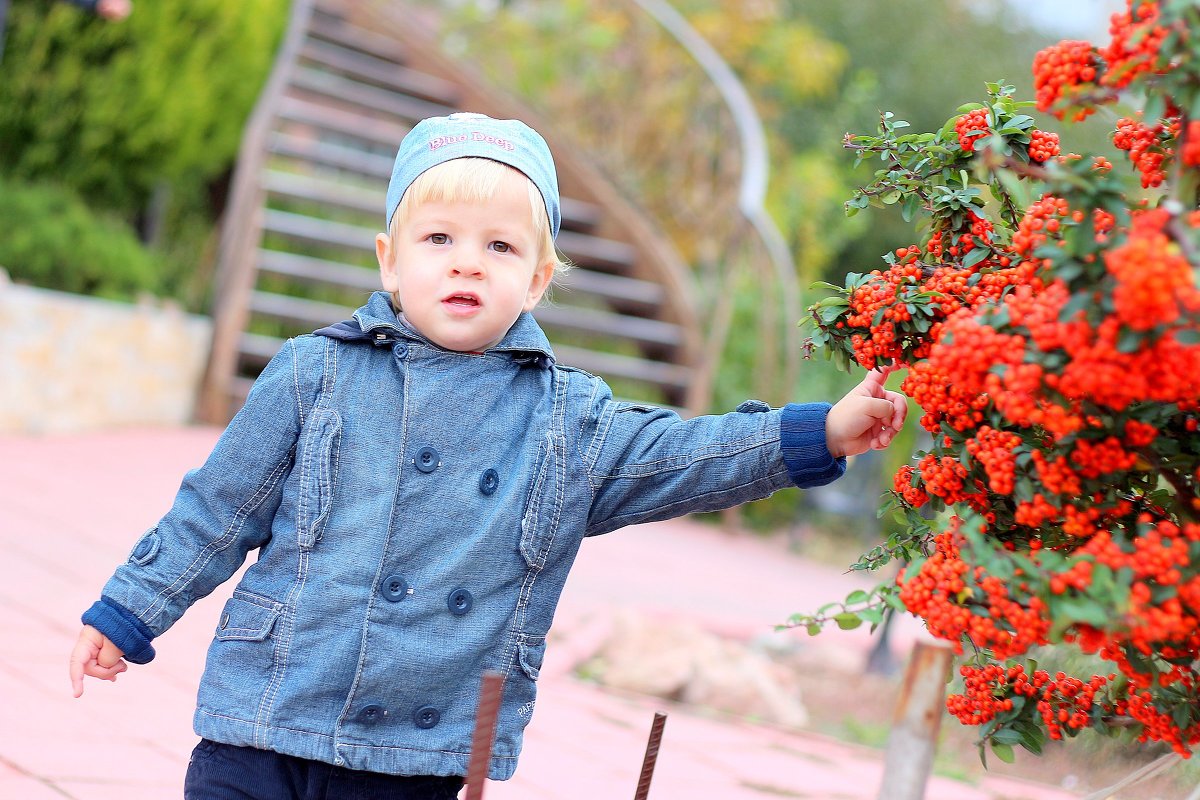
[0,0,289,307]
[787,0,1116,283]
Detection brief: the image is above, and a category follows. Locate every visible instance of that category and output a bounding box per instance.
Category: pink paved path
[0,427,1080,799]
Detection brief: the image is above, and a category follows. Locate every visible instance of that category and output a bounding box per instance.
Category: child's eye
[490,241,511,253]
[429,233,449,245]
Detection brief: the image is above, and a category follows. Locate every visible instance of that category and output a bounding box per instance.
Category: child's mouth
[444,293,481,309]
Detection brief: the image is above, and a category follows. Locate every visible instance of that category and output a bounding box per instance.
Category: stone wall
[0,273,212,434]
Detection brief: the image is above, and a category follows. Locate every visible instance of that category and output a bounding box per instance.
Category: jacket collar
[316,291,556,367]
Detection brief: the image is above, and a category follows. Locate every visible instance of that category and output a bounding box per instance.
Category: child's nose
[451,258,485,277]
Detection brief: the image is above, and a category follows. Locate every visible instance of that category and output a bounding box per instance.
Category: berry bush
[795,0,1200,764]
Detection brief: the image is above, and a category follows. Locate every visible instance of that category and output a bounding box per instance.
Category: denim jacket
[84,291,845,779]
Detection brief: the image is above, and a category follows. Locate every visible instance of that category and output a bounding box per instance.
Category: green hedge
[0,0,289,216]
[0,178,159,300]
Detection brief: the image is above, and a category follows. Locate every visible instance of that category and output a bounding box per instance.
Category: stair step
[239,332,289,364]
[309,6,411,65]
[299,37,461,105]
[258,249,380,291]
[533,305,681,350]
[552,344,691,393]
[290,66,455,123]
[263,169,381,218]
[263,209,374,252]
[556,230,638,272]
[248,290,679,352]
[269,131,394,181]
[276,95,412,153]
[552,269,663,314]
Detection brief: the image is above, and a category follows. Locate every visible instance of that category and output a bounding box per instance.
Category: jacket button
[357,704,387,724]
[133,539,154,559]
[413,705,441,729]
[393,342,409,359]
[381,574,411,602]
[447,588,473,616]
[414,446,440,473]
[479,469,499,495]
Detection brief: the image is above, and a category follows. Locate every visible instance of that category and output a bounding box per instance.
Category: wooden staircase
[197,0,707,423]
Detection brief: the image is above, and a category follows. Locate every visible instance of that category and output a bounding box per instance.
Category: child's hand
[826,366,908,458]
[69,625,127,698]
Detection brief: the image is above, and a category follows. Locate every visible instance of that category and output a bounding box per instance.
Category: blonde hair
[389,157,567,277]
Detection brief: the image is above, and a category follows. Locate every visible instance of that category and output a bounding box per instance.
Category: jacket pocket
[518,432,564,571]
[517,634,546,681]
[215,591,282,642]
[296,407,341,550]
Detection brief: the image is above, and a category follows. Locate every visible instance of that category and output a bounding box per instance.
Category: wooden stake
[464,671,504,800]
[634,712,668,800]
[876,640,955,800]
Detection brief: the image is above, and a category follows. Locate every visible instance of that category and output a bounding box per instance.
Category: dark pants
[184,739,465,800]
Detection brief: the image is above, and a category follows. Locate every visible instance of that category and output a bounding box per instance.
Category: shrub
[0,177,159,300]
[793,0,1200,765]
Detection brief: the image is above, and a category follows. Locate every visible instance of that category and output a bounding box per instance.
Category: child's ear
[523,261,555,311]
[376,232,398,293]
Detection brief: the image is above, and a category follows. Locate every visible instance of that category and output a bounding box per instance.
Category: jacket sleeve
[82,338,319,662]
[579,383,846,537]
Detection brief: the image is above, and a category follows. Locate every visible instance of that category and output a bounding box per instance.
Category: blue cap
[385,112,561,239]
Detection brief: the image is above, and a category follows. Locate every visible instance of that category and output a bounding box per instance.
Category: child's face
[375,168,554,353]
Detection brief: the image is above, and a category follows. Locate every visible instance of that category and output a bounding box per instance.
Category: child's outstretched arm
[825,366,908,458]
[69,625,127,697]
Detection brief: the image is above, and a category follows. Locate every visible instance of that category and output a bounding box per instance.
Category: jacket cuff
[82,598,157,664]
[780,402,846,488]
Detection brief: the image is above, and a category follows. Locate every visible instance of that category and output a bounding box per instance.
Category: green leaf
[991,727,1023,746]
[1117,328,1144,354]
[991,741,1016,764]
[834,612,864,630]
[962,246,990,269]
[860,607,885,626]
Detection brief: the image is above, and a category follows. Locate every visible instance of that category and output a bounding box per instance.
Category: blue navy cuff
[64,0,102,13]
[780,402,846,488]
[82,598,156,664]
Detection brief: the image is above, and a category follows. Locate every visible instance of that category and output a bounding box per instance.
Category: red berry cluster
[964,427,1022,495]
[1032,40,1099,120]
[1184,121,1200,168]
[893,464,930,508]
[1100,0,1169,90]
[955,109,991,153]
[1028,129,1061,163]
[1104,208,1200,331]
[1113,116,1172,188]
[898,527,1050,660]
[949,664,1114,742]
